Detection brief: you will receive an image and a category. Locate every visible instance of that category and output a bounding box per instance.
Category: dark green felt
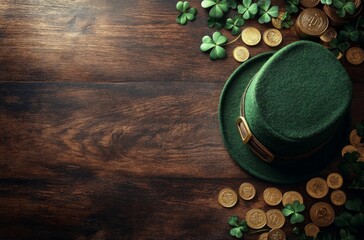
[245,41,352,156]
[218,42,352,184]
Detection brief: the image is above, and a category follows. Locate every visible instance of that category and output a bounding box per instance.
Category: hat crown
[244,41,352,156]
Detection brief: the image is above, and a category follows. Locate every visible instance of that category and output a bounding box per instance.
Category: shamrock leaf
[340,23,360,42]
[227,0,238,9]
[207,17,224,29]
[201,0,229,19]
[281,12,294,29]
[285,0,299,14]
[225,15,245,35]
[258,0,279,24]
[321,0,333,4]
[316,231,336,240]
[333,0,356,17]
[200,31,227,60]
[228,216,249,239]
[340,229,356,240]
[237,0,258,20]
[176,1,197,25]
[355,120,364,138]
[282,200,305,224]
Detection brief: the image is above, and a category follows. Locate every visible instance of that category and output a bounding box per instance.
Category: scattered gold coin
[263,28,282,47]
[246,209,267,229]
[319,26,337,43]
[349,129,364,148]
[306,177,329,199]
[263,187,283,206]
[268,228,286,240]
[259,232,269,240]
[218,188,237,208]
[346,47,364,65]
[341,145,358,157]
[266,209,285,229]
[239,182,256,200]
[330,189,346,206]
[271,12,285,29]
[242,27,261,46]
[326,172,343,189]
[310,202,335,227]
[282,191,304,206]
[304,223,320,238]
[233,46,250,63]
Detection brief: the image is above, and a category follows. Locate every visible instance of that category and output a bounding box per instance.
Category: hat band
[237,77,328,163]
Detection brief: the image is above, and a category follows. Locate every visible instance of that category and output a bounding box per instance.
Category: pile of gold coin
[323,0,363,27]
[295,8,329,39]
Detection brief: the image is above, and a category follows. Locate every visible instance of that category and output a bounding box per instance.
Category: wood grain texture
[0,0,364,239]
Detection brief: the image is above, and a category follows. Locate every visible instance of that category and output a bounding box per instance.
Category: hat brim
[218,52,350,184]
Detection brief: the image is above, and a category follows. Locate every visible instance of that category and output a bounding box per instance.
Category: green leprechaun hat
[219,40,352,184]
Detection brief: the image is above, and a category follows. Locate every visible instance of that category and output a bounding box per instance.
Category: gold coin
[263,187,282,206]
[218,188,237,208]
[306,177,329,199]
[304,223,320,238]
[268,228,286,240]
[242,27,261,46]
[263,28,282,47]
[341,145,358,157]
[320,27,337,43]
[300,0,320,8]
[296,8,328,36]
[337,52,343,60]
[310,202,335,227]
[259,232,269,240]
[246,209,267,229]
[282,191,304,206]
[330,189,346,206]
[239,182,256,200]
[233,46,250,63]
[326,172,343,189]
[266,209,285,229]
[346,47,364,65]
[350,129,364,148]
[272,12,285,29]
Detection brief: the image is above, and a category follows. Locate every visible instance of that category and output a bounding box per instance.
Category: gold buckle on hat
[236,117,252,144]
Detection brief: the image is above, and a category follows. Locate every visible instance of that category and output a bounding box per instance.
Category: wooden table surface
[0,1,363,239]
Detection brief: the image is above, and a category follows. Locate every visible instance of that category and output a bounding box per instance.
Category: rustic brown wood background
[0,1,363,239]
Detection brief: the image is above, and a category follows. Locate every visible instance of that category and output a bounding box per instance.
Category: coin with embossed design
[310,202,335,227]
[246,209,267,229]
[346,47,364,65]
[239,182,256,200]
[330,189,346,206]
[242,27,261,46]
[320,26,337,44]
[300,0,320,8]
[326,172,343,189]
[271,12,284,29]
[233,46,250,63]
[296,8,328,37]
[259,232,269,240]
[349,129,364,148]
[282,191,304,206]
[306,177,329,199]
[266,209,285,229]
[218,188,237,208]
[263,187,282,206]
[268,228,286,240]
[304,223,320,238]
[263,28,282,47]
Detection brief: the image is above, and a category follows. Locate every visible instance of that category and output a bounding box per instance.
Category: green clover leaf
[285,0,299,14]
[201,0,229,19]
[321,0,333,5]
[281,12,294,29]
[227,0,238,9]
[176,1,197,25]
[228,216,249,239]
[225,15,245,35]
[340,229,356,240]
[340,24,360,42]
[258,0,279,24]
[356,120,364,138]
[282,200,305,224]
[237,0,258,20]
[207,17,224,29]
[333,0,356,17]
[200,31,227,60]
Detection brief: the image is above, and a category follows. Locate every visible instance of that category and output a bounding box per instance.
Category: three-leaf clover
[228,215,249,238]
[281,12,294,29]
[292,227,315,240]
[257,0,279,24]
[227,0,239,9]
[176,1,197,25]
[340,23,361,42]
[200,31,227,60]
[321,0,333,5]
[333,0,356,17]
[207,17,225,29]
[282,200,305,224]
[345,198,364,227]
[237,0,258,20]
[329,32,350,56]
[225,15,245,35]
[285,0,299,14]
[201,0,229,19]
